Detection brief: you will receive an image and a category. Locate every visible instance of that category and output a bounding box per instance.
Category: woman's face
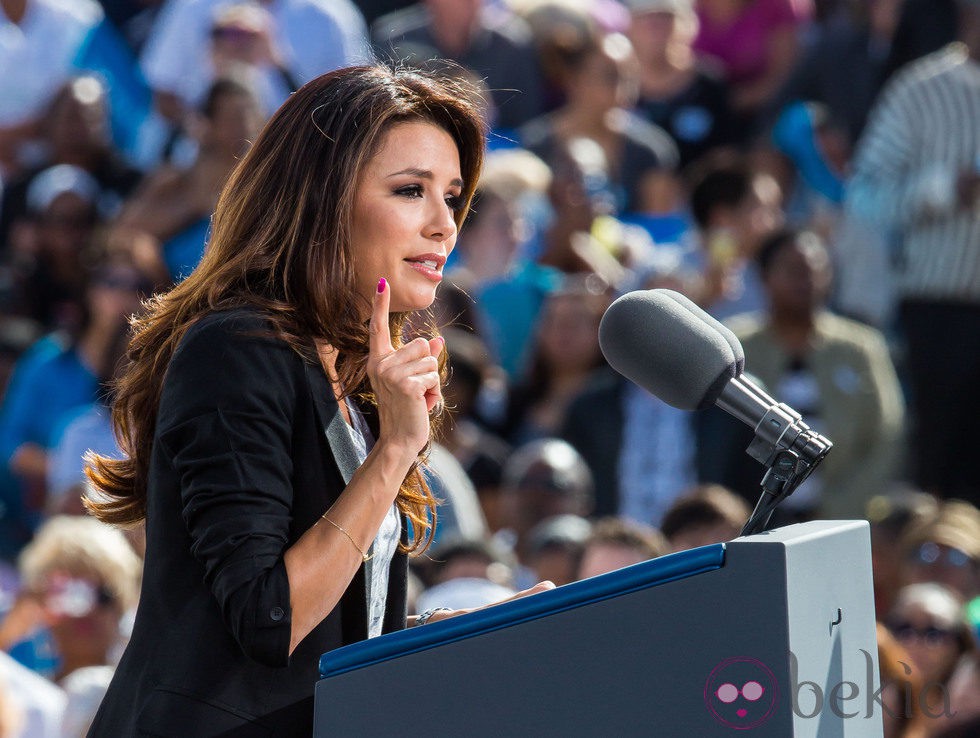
[87,264,146,329]
[204,91,265,158]
[569,47,639,112]
[630,11,688,58]
[537,293,603,372]
[41,572,123,671]
[350,120,463,315]
[888,601,963,685]
[763,238,831,318]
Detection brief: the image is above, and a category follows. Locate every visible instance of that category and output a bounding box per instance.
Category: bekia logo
[704,650,955,729]
[704,657,778,730]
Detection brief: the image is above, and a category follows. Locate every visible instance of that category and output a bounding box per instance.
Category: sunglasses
[910,542,976,569]
[210,26,259,41]
[888,621,958,647]
[43,577,116,617]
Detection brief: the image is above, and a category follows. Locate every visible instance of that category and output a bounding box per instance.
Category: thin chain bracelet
[320,514,372,562]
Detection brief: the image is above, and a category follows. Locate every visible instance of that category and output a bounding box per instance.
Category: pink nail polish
[377,278,386,293]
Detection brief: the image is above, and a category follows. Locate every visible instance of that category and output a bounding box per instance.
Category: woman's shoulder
[175,307,302,368]
[160,308,308,416]
[185,306,273,333]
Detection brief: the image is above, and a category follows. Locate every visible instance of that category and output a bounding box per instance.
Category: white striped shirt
[846,44,980,301]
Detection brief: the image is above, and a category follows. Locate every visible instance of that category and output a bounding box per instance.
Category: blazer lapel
[303,360,359,484]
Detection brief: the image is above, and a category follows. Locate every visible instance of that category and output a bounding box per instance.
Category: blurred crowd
[1,0,978,736]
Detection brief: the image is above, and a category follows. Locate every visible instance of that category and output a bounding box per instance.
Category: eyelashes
[393,184,423,199]
[393,184,463,211]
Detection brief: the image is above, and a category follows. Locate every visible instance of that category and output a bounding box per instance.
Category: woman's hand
[367,278,443,464]
[417,581,557,626]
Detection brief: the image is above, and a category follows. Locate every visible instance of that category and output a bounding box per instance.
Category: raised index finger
[370,277,395,357]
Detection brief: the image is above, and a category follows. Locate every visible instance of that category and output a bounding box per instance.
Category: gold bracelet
[320,514,372,562]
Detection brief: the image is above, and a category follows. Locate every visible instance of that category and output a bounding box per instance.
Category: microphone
[598,289,831,469]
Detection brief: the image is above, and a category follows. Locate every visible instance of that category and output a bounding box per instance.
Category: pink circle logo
[704,656,778,730]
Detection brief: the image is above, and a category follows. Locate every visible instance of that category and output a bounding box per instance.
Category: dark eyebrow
[387,167,464,188]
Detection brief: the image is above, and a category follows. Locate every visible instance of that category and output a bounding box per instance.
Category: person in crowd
[659,483,750,551]
[529,136,654,279]
[439,329,512,532]
[722,228,906,520]
[846,0,980,507]
[898,500,980,601]
[525,513,593,588]
[497,438,595,569]
[519,31,679,215]
[686,150,785,319]
[98,0,167,56]
[519,0,600,115]
[561,304,698,524]
[81,66,550,736]
[626,0,736,167]
[776,0,902,147]
[693,0,813,140]
[422,441,489,548]
[0,76,141,251]
[504,279,611,445]
[140,0,369,124]
[412,536,517,613]
[46,262,149,516]
[0,0,104,178]
[0,320,40,561]
[885,583,975,717]
[415,536,516,591]
[59,665,114,738]
[5,165,103,333]
[8,516,141,685]
[576,516,668,579]
[109,75,265,284]
[866,489,942,620]
[444,147,560,378]
[449,149,546,287]
[881,0,958,80]
[372,0,546,131]
[0,649,65,738]
[0,256,145,520]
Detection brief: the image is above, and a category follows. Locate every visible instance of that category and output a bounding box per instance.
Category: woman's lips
[404,256,444,281]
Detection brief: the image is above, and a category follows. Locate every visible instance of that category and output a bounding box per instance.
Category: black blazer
[88,309,408,737]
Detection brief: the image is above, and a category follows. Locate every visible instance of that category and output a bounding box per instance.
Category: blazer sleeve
[156,311,302,668]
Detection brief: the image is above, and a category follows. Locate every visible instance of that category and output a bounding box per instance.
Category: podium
[315,521,883,736]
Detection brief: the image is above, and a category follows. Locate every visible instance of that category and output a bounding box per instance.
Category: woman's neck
[556,106,611,137]
[770,312,815,355]
[547,367,594,398]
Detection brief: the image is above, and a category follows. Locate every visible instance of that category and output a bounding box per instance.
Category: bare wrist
[368,437,421,478]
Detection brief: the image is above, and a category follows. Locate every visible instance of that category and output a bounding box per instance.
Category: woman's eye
[445,194,463,211]
[395,185,423,198]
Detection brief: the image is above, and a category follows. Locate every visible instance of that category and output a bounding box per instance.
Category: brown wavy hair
[85,65,486,554]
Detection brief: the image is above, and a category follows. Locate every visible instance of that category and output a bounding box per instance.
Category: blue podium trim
[319,543,726,679]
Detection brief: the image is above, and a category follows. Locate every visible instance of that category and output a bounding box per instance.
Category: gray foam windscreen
[598,289,738,410]
[659,290,745,376]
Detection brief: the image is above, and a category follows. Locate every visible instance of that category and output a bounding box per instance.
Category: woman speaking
[84,65,550,736]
